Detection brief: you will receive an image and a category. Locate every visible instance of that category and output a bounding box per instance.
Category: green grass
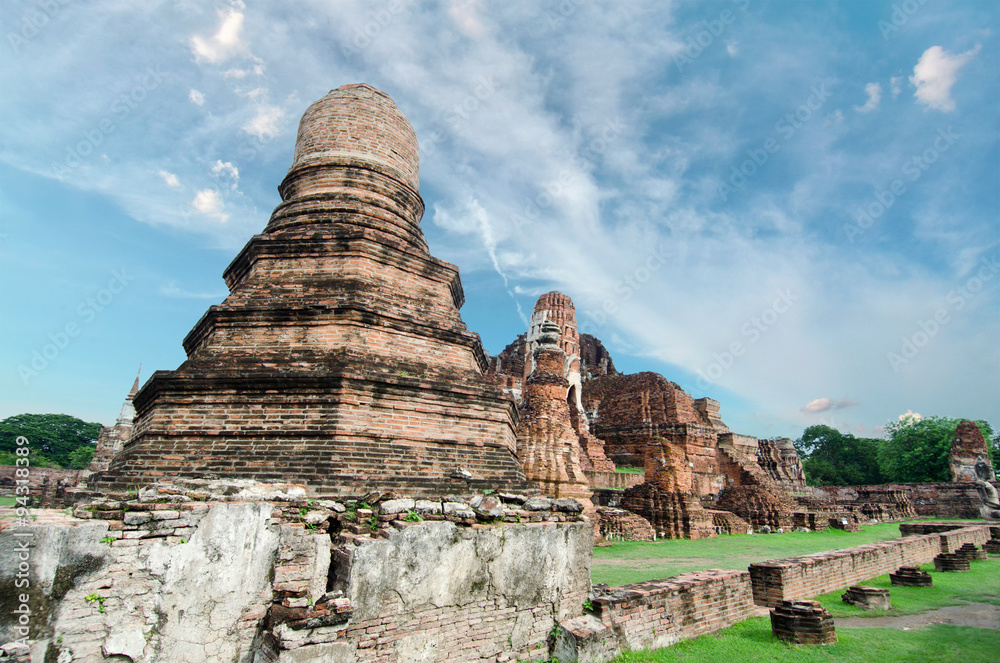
[611,618,1000,662]
[615,467,645,475]
[815,557,1000,618]
[0,495,17,507]
[593,523,905,586]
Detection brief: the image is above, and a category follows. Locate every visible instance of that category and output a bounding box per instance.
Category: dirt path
[835,602,1000,630]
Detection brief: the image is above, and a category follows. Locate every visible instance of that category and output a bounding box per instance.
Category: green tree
[794,425,887,486]
[67,445,96,469]
[878,415,996,483]
[0,414,102,468]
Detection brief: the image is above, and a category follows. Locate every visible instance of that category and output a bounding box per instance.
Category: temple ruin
[2,82,997,663]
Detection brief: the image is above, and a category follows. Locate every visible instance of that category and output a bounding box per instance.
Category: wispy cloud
[160,281,226,300]
[854,82,882,113]
[802,398,860,413]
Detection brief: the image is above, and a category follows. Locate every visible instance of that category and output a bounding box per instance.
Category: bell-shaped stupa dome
[287,83,419,192]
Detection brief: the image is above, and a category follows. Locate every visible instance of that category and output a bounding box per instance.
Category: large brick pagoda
[95,84,531,496]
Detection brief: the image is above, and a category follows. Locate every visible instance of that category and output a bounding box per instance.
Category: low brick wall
[560,569,754,659]
[749,524,991,606]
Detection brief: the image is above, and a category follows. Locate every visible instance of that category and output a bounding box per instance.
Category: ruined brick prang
[93,84,530,497]
[516,321,594,509]
[949,420,994,483]
[757,437,808,493]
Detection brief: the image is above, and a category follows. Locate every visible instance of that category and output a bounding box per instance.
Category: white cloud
[448,0,486,38]
[910,45,980,112]
[898,410,924,423]
[890,76,902,99]
[211,160,239,190]
[191,189,228,223]
[158,170,180,188]
[242,104,284,140]
[801,398,860,413]
[190,9,248,64]
[853,82,881,113]
[726,41,739,57]
[189,89,205,106]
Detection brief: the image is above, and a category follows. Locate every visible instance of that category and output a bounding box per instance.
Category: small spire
[128,364,142,399]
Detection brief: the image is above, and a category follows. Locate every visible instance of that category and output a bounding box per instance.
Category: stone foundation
[933,552,971,572]
[889,566,932,587]
[769,600,837,645]
[0,482,592,662]
[841,586,891,610]
[955,542,988,561]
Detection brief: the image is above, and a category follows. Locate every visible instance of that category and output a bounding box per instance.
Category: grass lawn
[0,495,17,507]
[593,522,910,586]
[615,467,645,475]
[612,618,999,662]
[610,554,1000,662]
[815,557,1000,617]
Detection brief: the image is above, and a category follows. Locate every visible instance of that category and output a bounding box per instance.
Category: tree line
[794,416,999,486]
[0,414,102,469]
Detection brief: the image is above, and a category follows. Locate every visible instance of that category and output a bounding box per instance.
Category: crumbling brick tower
[517,320,593,506]
[525,292,615,473]
[94,84,532,496]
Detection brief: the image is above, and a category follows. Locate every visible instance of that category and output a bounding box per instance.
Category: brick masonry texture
[586,569,755,653]
[91,84,532,497]
[748,523,991,606]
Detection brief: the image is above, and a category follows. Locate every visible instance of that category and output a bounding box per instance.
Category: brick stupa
[95,84,531,496]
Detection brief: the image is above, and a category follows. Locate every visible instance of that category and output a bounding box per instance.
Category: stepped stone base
[956,542,988,561]
[770,600,837,645]
[890,566,933,587]
[934,553,971,572]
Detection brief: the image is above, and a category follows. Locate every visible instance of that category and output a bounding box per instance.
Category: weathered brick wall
[15,481,593,662]
[589,570,754,652]
[748,524,992,606]
[0,466,90,507]
[586,471,645,490]
[815,482,991,519]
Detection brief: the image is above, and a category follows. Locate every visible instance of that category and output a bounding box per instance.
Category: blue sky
[1,0,997,441]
